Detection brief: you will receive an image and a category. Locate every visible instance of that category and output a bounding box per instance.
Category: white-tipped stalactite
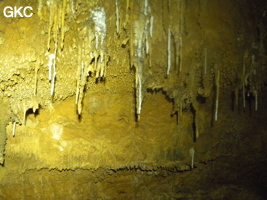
[132,1,153,121]
[75,7,109,115]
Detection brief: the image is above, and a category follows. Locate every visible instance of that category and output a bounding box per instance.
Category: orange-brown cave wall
[0,0,267,199]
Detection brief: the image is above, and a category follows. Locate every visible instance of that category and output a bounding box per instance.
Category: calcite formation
[0,0,267,199]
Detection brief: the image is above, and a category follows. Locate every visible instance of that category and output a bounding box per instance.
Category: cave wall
[0,0,267,199]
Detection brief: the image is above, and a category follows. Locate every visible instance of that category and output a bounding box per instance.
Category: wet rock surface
[0,0,267,199]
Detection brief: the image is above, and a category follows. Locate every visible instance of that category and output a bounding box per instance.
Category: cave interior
[0,0,267,199]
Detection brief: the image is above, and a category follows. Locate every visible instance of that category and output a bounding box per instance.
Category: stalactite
[130,0,134,67]
[0,100,8,165]
[34,63,39,96]
[145,21,150,55]
[47,0,54,51]
[204,48,207,74]
[47,53,55,81]
[50,42,57,96]
[179,34,183,73]
[131,0,153,120]
[133,25,145,120]
[240,54,260,112]
[126,0,130,11]
[61,0,67,50]
[167,26,171,76]
[144,0,149,15]
[178,0,184,73]
[23,103,27,125]
[115,0,120,34]
[76,30,87,115]
[75,7,108,115]
[136,71,143,117]
[234,87,239,106]
[242,61,246,108]
[22,97,39,125]
[150,16,154,37]
[37,0,43,19]
[75,39,82,105]
[43,0,69,97]
[12,122,16,137]
[46,0,67,51]
[215,68,220,122]
[254,89,258,111]
[72,0,76,14]
[189,147,195,169]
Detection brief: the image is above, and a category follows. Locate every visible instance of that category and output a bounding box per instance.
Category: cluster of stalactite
[2,0,266,148]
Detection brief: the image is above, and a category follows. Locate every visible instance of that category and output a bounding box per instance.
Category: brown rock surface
[0,0,267,199]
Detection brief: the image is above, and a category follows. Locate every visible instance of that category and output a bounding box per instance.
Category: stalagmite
[167,27,171,76]
[215,68,220,121]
